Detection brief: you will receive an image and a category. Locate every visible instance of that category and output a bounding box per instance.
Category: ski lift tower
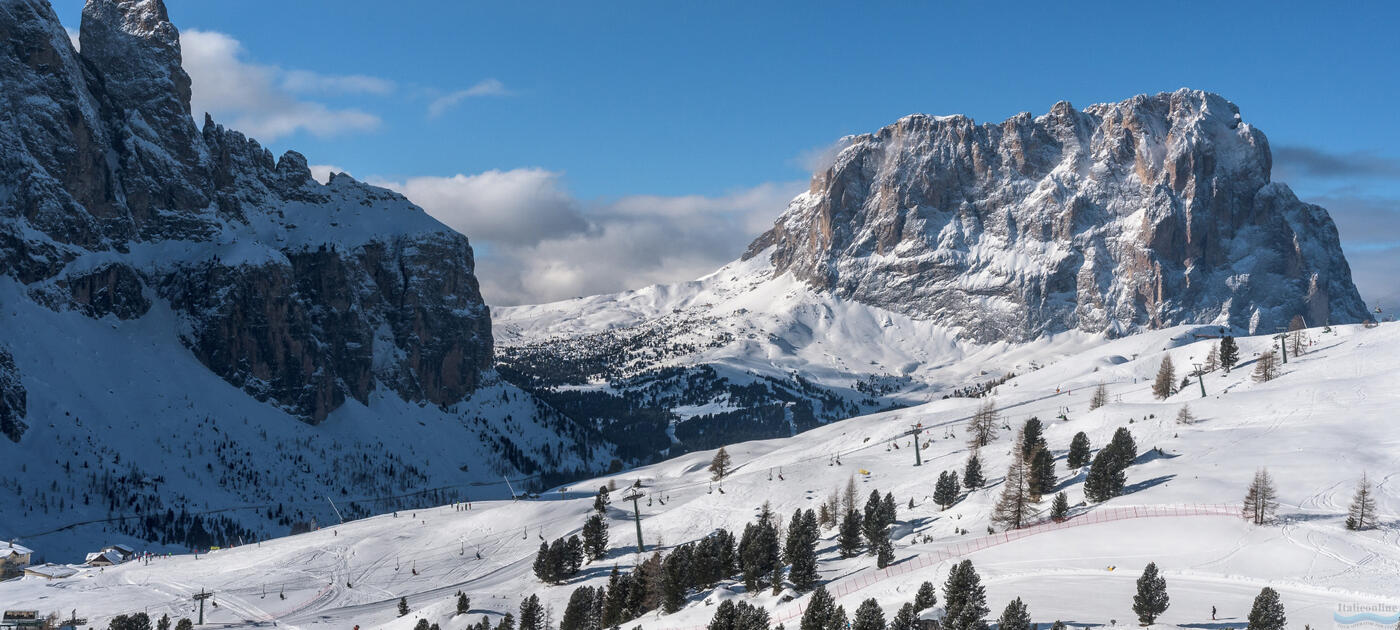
[904,423,924,466]
[621,487,646,553]
[1192,363,1207,398]
[1273,329,1289,364]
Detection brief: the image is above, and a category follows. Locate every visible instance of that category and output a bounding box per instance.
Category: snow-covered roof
[1,541,33,557]
[918,607,947,622]
[24,563,77,579]
[85,550,123,565]
[104,543,136,554]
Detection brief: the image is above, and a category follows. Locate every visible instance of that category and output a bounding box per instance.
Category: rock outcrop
[0,0,492,421]
[745,90,1370,341]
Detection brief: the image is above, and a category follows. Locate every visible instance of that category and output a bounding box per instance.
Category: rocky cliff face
[0,0,492,422]
[745,90,1370,342]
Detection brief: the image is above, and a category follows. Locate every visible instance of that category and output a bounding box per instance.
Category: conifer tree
[1219,336,1239,372]
[942,560,988,630]
[1132,562,1169,625]
[830,607,849,630]
[520,595,545,630]
[1176,405,1195,425]
[398,597,410,617]
[157,615,170,630]
[1084,448,1126,503]
[1246,587,1286,630]
[853,599,886,630]
[1152,355,1177,399]
[997,598,1032,630]
[800,586,839,630]
[1253,350,1280,382]
[863,490,888,549]
[1108,427,1138,471]
[968,401,999,447]
[1241,468,1279,525]
[1019,417,1045,459]
[1066,432,1091,469]
[843,476,860,515]
[583,512,609,561]
[1030,447,1056,496]
[1049,622,1066,630]
[602,568,627,626]
[415,619,430,630]
[914,581,938,611]
[175,620,192,630]
[738,517,780,594]
[1203,345,1219,372]
[1089,383,1109,410]
[661,552,689,613]
[710,447,732,481]
[784,508,806,564]
[498,613,516,630]
[991,440,1039,530]
[962,452,985,490]
[838,510,863,557]
[890,604,919,630]
[788,510,820,592]
[875,534,894,569]
[563,586,598,630]
[882,492,897,525]
[457,592,471,615]
[934,471,959,509]
[1346,473,1377,531]
[593,486,610,514]
[1051,492,1069,521]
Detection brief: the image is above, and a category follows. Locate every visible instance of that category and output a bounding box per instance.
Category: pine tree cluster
[1084,427,1136,502]
[533,535,585,584]
[942,560,989,630]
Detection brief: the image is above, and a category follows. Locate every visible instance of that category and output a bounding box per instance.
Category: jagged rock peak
[747,89,1368,342]
[80,0,191,112]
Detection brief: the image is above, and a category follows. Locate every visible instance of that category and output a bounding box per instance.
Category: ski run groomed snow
[3,322,1398,630]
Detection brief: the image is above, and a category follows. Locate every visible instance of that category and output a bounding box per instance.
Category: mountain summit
[745,90,1368,341]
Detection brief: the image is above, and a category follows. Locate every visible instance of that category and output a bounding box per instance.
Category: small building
[917,607,947,630]
[0,542,33,579]
[23,563,77,580]
[85,550,123,567]
[101,544,136,563]
[0,610,43,630]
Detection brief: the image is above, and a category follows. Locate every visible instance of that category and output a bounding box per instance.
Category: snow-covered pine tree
[1089,383,1109,410]
[498,613,516,630]
[1242,468,1279,525]
[968,401,999,447]
[1246,586,1286,630]
[890,603,918,630]
[1066,432,1091,468]
[853,599,887,630]
[875,533,894,569]
[800,586,838,630]
[991,438,1039,530]
[533,542,554,582]
[914,581,938,610]
[934,471,959,509]
[1346,473,1377,531]
[1107,427,1138,471]
[942,560,989,630]
[1152,355,1177,399]
[1049,622,1066,630]
[783,508,806,564]
[398,597,410,617]
[1051,492,1069,521]
[788,510,820,591]
[963,452,985,489]
[1132,562,1170,625]
[593,486,610,513]
[1019,417,1045,459]
[881,492,897,525]
[1084,448,1126,503]
[1030,447,1056,497]
[582,512,609,561]
[1179,374,1192,392]
[457,592,471,615]
[1253,350,1280,382]
[862,490,888,549]
[562,586,598,630]
[1219,336,1239,372]
[838,509,863,557]
[997,597,1032,630]
[710,447,732,481]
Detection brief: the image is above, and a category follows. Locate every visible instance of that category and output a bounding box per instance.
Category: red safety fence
[652,503,1238,630]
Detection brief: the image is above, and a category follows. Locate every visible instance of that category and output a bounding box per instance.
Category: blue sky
[55,1,1400,309]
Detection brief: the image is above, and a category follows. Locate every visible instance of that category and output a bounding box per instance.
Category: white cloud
[280,70,395,95]
[180,29,384,141]
[309,164,348,184]
[427,79,510,118]
[372,169,803,305]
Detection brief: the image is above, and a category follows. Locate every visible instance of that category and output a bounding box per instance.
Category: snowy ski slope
[3,323,1397,629]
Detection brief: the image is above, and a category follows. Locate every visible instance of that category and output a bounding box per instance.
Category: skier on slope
[1211,606,1216,621]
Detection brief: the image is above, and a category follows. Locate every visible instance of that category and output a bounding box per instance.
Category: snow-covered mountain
[5,322,1396,629]
[496,90,1371,464]
[0,0,611,558]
